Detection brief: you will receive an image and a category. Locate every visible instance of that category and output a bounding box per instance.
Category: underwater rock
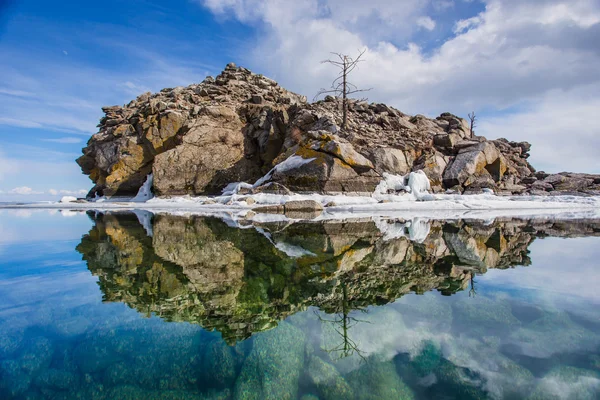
[200,340,237,388]
[18,336,54,375]
[306,355,354,400]
[347,358,415,400]
[0,359,32,397]
[234,322,306,400]
[34,368,78,390]
[0,326,24,359]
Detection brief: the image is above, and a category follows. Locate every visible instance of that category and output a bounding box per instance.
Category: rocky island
[76,63,600,201]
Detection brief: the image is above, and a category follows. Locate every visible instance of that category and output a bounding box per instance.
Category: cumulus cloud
[200,0,600,172]
[8,186,43,195]
[416,16,436,31]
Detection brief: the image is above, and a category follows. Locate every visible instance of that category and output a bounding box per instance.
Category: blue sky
[1,0,599,201]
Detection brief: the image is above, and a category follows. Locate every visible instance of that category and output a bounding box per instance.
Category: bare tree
[315,283,368,361]
[468,111,477,136]
[315,50,371,131]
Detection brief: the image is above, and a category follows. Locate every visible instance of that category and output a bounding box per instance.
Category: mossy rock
[346,358,414,400]
[307,355,354,400]
[234,321,306,400]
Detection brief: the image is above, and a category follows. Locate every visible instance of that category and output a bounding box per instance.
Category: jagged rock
[369,147,411,175]
[79,63,599,197]
[443,142,506,188]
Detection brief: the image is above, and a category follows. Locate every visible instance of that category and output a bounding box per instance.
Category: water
[0,209,599,400]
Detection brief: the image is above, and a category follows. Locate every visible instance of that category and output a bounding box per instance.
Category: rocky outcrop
[78,63,600,198]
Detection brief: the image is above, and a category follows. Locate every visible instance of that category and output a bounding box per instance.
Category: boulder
[270,148,380,194]
[443,142,506,188]
[369,147,412,175]
[152,109,247,195]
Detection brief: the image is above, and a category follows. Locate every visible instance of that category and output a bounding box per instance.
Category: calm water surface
[0,209,599,400]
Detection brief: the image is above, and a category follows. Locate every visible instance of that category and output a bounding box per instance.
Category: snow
[59,196,78,203]
[222,155,315,195]
[375,171,433,201]
[4,166,600,222]
[132,174,154,202]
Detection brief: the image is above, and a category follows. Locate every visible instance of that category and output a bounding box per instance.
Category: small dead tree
[468,111,477,136]
[315,49,371,131]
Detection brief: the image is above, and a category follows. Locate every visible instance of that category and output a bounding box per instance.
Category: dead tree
[468,111,477,136]
[315,282,368,361]
[315,49,371,131]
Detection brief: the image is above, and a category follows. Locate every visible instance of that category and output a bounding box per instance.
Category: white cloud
[417,16,436,31]
[0,88,35,97]
[8,186,43,195]
[199,0,600,173]
[0,117,43,128]
[41,137,83,144]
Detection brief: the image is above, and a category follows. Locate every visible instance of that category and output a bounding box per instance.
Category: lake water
[0,209,599,399]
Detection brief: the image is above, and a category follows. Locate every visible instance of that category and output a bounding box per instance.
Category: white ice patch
[222,155,316,196]
[375,171,433,201]
[59,196,78,203]
[133,174,154,202]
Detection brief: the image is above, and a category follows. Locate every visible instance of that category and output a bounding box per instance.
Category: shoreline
[2,192,600,222]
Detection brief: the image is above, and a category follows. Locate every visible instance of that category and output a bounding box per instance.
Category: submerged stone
[234,321,306,400]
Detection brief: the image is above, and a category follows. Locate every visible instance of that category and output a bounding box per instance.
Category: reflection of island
[76,212,600,344]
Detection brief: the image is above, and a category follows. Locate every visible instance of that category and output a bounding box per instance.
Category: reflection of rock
[76,212,600,344]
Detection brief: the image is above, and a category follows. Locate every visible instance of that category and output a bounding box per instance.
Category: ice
[375,171,433,201]
[222,155,315,195]
[59,196,78,203]
[132,174,154,202]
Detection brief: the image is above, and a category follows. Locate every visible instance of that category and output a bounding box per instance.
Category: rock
[152,109,246,195]
[79,63,586,197]
[433,132,461,149]
[531,180,553,191]
[253,182,292,195]
[283,200,323,212]
[34,368,77,390]
[253,205,285,214]
[311,133,374,172]
[283,200,323,219]
[369,147,411,175]
[0,327,24,358]
[347,359,415,400]
[307,356,354,400]
[234,322,305,400]
[443,142,506,188]
[270,148,380,194]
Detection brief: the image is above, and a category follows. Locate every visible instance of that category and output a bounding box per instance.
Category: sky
[0,0,599,201]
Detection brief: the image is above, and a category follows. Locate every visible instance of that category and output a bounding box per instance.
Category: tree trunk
[342,56,347,130]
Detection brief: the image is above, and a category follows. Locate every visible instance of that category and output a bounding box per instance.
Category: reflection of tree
[317,282,368,361]
[469,272,477,298]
